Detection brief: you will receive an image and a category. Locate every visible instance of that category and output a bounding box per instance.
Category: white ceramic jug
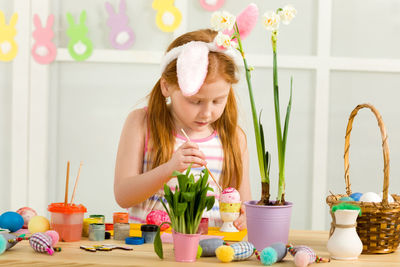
[327,209,363,260]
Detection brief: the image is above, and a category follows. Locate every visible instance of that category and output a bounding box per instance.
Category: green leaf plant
[154,165,215,259]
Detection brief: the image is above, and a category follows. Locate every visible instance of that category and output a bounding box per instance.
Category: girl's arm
[114,108,206,208]
[233,127,251,230]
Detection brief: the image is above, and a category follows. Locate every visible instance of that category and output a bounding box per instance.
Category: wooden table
[0,230,399,266]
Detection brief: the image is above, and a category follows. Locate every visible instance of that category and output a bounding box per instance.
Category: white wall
[1,0,400,230]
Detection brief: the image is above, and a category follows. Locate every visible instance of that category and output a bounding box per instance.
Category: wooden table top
[0,230,399,266]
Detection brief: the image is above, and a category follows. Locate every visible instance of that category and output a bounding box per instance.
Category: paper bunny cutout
[0,11,18,62]
[199,0,225,12]
[152,0,182,32]
[31,14,57,64]
[66,11,93,61]
[105,0,135,49]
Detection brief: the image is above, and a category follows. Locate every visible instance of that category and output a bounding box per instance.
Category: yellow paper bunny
[152,0,182,32]
[0,11,18,62]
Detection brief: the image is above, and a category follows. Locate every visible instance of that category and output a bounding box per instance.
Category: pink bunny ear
[33,14,42,29]
[119,0,127,13]
[177,42,209,96]
[236,3,258,39]
[105,2,116,16]
[46,14,54,29]
[224,3,259,40]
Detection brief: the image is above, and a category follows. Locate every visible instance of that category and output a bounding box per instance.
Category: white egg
[360,192,382,203]
[378,192,394,203]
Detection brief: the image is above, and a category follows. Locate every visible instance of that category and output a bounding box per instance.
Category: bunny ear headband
[160,40,238,96]
[159,3,258,97]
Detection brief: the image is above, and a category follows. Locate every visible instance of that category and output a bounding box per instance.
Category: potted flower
[153,166,215,262]
[210,4,297,251]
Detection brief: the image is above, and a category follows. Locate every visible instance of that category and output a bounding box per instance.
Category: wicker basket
[326,103,400,254]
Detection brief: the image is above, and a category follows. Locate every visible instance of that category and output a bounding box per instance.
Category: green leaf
[182,191,195,202]
[177,174,188,192]
[154,226,163,259]
[282,76,293,158]
[175,202,188,217]
[205,196,215,211]
[163,184,173,206]
[172,170,182,177]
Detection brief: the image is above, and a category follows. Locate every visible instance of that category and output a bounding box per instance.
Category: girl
[114,29,250,230]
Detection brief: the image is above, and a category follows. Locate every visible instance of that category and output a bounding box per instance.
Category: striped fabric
[231,242,255,260]
[128,130,224,227]
[29,233,54,255]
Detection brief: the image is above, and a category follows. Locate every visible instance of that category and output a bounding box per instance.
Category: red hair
[147,29,243,188]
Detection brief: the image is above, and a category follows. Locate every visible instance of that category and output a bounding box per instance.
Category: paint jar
[82,218,102,237]
[89,223,105,241]
[105,223,114,231]
[197,218,209,235]
[113,212,129,224]
[48,203,87,242]
[114,223,130,240]
[89,214,105,223]
[141,224,159,243]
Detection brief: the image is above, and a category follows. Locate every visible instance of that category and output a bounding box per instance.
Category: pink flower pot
[244,200,293,251]
[172,230,201,262]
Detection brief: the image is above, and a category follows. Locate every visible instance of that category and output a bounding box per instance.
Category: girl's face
[165,77,231,136]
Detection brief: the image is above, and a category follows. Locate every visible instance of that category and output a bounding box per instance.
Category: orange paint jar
[48,203,87,242]
[113,212,129,224]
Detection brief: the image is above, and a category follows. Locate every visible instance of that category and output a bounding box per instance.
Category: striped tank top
[128,130,224,227]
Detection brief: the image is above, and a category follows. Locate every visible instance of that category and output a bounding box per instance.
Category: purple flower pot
[244,200,293,251]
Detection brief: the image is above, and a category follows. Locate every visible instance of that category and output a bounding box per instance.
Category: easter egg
[45,230,59,246]
[360,192,381,203]
[0,211,24,232]
[146,210,170,230]
[349,192,363,201]
[339,196,355,202]
[16,207,37,229]
[0,235,6,255]
[379,192,395,203]
[28,216,50,233]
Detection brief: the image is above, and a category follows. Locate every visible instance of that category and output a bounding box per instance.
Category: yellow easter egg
[28,216,50,233]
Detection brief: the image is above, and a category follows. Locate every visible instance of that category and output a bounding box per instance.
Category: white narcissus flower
[214,32,234,49]
[210,11,236,31]
[279,5,297,25]
[262,11,280,31]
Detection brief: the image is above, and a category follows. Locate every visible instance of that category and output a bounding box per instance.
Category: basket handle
[344,103,390,205]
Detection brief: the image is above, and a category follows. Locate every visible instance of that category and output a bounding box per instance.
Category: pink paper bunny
[31,14,57,64]
[105,0,135,50]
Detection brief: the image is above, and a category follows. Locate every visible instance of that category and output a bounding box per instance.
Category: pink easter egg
[146,210,170,230]
[16,207,37,229]
[45,230,59,246]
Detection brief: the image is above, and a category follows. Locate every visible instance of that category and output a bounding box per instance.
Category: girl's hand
[168,141,206,173]
[233,205,246,231]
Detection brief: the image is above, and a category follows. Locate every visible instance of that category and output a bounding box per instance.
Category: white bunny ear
[177,42,209,96]
[33,14,42,29]
[119,0,127,13]
[105,2,116,16]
